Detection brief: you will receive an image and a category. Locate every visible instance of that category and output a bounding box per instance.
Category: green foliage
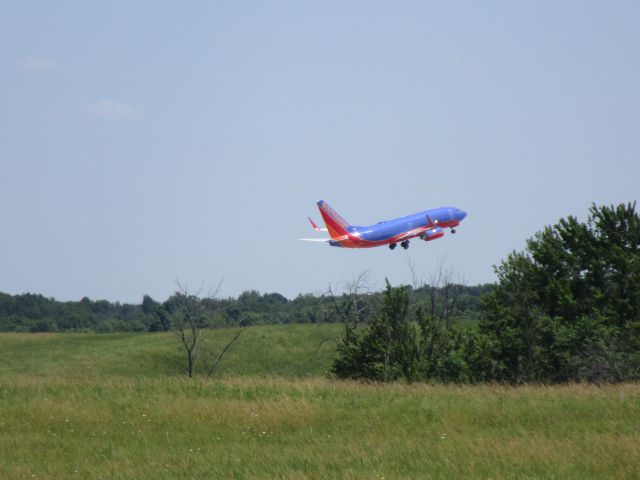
[0,284,489,333]
[333,281,418,381]
[333,282,492,383]
[481,202,640,383]
[0,292,152,333]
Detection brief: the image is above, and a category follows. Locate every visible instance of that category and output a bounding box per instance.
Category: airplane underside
[331,221,461,249]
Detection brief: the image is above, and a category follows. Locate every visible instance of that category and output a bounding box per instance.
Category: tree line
[0,282,489,334]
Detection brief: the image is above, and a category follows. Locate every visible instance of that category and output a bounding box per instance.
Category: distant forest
[0,284,492,334]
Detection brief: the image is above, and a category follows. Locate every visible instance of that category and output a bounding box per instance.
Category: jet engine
[421,227,444,241]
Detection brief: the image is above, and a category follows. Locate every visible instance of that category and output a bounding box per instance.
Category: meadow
[1,325,639,479]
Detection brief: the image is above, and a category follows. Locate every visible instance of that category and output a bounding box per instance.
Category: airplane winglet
[308,217,328,232]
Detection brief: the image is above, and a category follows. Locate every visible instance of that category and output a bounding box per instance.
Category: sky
[1,1,639,303]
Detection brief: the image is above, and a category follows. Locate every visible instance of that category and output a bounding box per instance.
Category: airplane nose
[460,210,467,220]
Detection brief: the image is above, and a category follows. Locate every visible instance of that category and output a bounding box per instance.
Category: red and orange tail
[316,200,352,239]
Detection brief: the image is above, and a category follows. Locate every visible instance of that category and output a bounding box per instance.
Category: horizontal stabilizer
[308,217,328,232]
[299,234,348,243]
[299,238,332,242]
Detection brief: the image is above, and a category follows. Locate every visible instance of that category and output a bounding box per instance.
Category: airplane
[301,200,467,250]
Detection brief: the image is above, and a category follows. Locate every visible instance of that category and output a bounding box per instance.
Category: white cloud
[18,56,58,70]
[92,99,137,117]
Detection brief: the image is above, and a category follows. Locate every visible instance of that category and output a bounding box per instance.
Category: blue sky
[1,1,639,302]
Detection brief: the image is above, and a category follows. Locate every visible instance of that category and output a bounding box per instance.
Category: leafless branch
[314,336,339,354]
[405,253,424,302]
[325,270,374,328]
[206,326,247,377]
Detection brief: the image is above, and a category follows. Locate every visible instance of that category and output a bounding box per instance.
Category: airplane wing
[396,224,441,241]
[395,230,419,241]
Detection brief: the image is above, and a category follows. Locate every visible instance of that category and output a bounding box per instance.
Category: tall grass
[1,327,639,479]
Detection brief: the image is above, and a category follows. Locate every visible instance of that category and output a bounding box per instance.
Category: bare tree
[173,280,222,378]
[327,270,375,326]
[406,256,466,330]
[318,270,375,350]
[173,281,203,378]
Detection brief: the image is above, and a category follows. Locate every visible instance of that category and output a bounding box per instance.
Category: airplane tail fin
[316,200,354,239]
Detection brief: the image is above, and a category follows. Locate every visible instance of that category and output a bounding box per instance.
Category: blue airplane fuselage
[312,200,467,249]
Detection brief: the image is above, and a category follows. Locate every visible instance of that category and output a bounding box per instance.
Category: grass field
[1,326,639,479]
[0,324,343,379]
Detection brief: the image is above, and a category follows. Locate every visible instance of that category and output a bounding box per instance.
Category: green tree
[333,281,419,382]
[141,294,160,316]
[481,202,640,383]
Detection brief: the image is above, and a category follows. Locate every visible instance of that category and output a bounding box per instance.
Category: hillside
[0,324,342,379]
